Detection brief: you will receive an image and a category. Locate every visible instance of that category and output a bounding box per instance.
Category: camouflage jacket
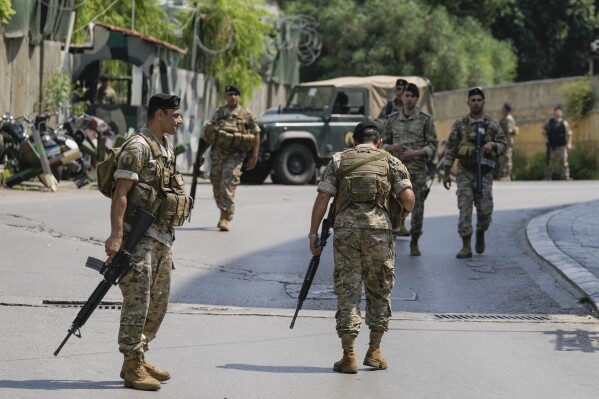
[444,114,507,172]
[381,108,438,173]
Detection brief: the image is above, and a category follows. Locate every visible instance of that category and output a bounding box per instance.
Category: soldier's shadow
[0,379,122,390]
[217,363,332,374]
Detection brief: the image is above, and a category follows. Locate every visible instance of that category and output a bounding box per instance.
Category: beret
[468,87,485,99]
[395,79,408,87]
[353,122,380,137]
[148,93,180,109]
[503,102,512,112]
[404,83,420,97]
[225,84,241,94]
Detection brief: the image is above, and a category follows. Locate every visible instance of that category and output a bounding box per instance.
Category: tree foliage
[491,0,598,81]
[285,0,516,91]
[72,0,176,45]
[177,0,274,98]
[0,0,15,24]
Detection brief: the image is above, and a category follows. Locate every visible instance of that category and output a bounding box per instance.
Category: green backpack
[96,134,147,198]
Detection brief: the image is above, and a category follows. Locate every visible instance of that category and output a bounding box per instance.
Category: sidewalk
[527,199,599,313]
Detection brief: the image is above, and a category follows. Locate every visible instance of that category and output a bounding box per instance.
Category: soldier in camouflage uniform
[542,105,573,180]
[376,78,407,121]
[382,83,438,256]
[443,88,507,258]
[498,102,518,180]
[105,94,184,391]
[207,85,261,231]
[310,122,414,374]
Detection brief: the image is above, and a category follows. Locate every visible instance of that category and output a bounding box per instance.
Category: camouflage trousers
[545,145,570,180]
[210,147,245,215]
[333,228,395,337]
[499,145,513,178]
[455,169,494,237]
[118,235,172,359]
[400,169,427,236]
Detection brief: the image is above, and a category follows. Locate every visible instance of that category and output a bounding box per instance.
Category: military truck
[242,75,434,185]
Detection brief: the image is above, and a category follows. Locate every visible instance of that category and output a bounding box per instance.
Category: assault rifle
[290,202,336,329]
[189,138,211,220]
[474,122,496,208]
[53,208,155,356]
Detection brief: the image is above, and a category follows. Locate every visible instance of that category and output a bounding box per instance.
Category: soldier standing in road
[542,105,573,180]
[105,94,191,390]
[442,87,507,258]
[382,83,438,256]
[376,78,409,236]
[309,122,415,374]
[498,102,518,181]
[204,85,261,231]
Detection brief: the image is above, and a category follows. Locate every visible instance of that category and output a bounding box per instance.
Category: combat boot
[122,357,161,391]
[142,356,171,381]
[333,335,358,374]
[456,236,472,258]
[393,217,410,237]
[217,211,229,231]
[363,331,388,370]
[410,234,421,256]
[475,229,485,254]
[120,355,171,381]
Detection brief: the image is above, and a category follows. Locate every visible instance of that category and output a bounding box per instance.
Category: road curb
[526,205,599,313]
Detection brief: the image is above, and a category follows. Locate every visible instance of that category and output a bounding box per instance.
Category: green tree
[425,0,512,26]
[285,0,516,90]
[178,0,274,98]
[491,0,597,81]
[0,0,14,24]
[72,0,176,45]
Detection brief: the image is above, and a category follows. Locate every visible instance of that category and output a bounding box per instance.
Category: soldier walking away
[203,84,261,231]
[105,94,191,390]
[542,105,573,180]
[309,122,415,374]
[498,102,518,181]
[382,83,438,256]
[442,87,507,258]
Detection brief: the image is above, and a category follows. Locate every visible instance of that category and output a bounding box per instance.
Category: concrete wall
[433,76,599,156]
[0,36,62,118]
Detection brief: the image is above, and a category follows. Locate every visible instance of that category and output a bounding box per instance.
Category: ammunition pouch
[203,119,255,151]
[125,166,192,228]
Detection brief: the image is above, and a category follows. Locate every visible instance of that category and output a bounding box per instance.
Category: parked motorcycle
[0,113,83,188]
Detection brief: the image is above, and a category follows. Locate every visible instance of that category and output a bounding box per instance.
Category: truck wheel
[274,143,316,185]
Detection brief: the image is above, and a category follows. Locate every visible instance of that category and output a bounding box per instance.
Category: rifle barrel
[53,329,75,356]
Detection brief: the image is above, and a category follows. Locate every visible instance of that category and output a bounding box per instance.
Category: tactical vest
[121,129,192,227]
[546,119,567,148]
[203,115,255,151]
[335,148,392,215]
[456,115,497,170]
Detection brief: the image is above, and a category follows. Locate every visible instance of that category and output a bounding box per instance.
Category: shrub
[512,146,599,180]
[561,79,596,120]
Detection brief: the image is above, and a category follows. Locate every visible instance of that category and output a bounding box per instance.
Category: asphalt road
[0,179,596,316]
[2,179,599,399]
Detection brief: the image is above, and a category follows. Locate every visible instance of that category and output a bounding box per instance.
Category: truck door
[327,88,367,156]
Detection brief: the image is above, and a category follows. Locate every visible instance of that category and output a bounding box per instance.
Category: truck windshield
[285,86,333,115]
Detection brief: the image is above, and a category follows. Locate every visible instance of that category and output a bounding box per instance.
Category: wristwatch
[308,233,318,240]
